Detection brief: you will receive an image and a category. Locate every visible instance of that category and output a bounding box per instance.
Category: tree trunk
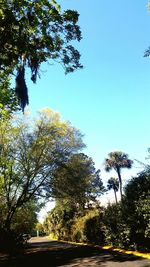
[5,208,16,233]
[113,189,118,204]
[5,218,11,233]
[116,168,123,200]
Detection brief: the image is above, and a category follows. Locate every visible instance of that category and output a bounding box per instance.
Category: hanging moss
[15,66,29,112]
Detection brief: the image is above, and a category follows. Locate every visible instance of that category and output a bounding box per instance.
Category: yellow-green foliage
[71,209,105,244]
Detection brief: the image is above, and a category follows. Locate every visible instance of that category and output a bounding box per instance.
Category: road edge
[48,237,150,260]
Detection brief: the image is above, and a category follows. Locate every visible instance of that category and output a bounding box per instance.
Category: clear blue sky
[25,0,150,186]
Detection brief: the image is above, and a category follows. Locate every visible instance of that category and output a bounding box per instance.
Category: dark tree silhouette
[105,151,133,200]
[107,177,119,204]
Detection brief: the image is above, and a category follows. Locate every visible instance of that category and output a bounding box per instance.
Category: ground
[0,237,149,267]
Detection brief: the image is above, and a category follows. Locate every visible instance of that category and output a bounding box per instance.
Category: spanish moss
[15,66,29,112]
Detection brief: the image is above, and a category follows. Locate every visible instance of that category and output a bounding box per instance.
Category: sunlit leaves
[0,108,84,231]
[0,0,82,74]
[0,0,82,110]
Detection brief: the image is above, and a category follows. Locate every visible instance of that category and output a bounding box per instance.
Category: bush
[43,203,76,241]
[71,209,105,245]
[123,173,150,250]
[103,203,130,248]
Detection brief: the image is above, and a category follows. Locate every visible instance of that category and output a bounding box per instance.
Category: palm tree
[107,177,119,204]
[104,151,133,200]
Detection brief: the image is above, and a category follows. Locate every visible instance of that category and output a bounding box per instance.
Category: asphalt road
[0,237,150,267]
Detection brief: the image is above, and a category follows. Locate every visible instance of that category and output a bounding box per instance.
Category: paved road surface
[0,237,150,267]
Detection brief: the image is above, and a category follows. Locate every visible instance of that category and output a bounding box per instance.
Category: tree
[104,151,133,200]
[0,71,19,112]
[122,169,150,249]
[107,177,119,204]
[43,153,105,241]
[43,200,77,240]
[71,209,105,244]
[36,222,46,236]
[50,153,105,209]
[0,199,39,249]
[124,169,150,202]
[10,200,39,236]
[0,108,84,233]
[0,0,82,111]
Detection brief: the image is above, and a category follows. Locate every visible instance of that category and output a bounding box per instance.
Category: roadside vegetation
[0,103,150,252]
[43,165,150,252]
[0,0,150,253]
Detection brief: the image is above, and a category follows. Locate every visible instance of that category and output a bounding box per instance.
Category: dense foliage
[0,199,39,250]
[43,203,106,245]
[0,71,19,112]
[0,108,84,247]
[50,153,105,207]
[0,105,149,251]
[71,209,105,244]
[122,170,150,249]
[0,0,82,110]
[43,154,106,242]
[44,161,150,251]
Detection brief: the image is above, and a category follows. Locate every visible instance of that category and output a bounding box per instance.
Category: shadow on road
[0,240,149,267]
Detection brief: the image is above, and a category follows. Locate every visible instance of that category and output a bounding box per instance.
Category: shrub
[71,209,105,245]
[103,203,130,248]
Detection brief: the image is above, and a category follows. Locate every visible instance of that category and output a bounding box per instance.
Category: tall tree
[50,153,105,209]
[0,0,82,111]
[43,154,105,241]
[104,151,133,200]
[107,177,119,204]
[0,108,84,233]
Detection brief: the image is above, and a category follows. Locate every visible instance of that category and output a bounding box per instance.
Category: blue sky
[24,0,150,189]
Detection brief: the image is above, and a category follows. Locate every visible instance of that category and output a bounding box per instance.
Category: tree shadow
[0,241,149,267]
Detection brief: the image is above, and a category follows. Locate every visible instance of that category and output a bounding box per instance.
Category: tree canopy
[105,151,133,199]
[107,177,119,204]
[0,0,82,111]
[0,70,19,112]
[51,153,105,208]
[0,108,84,232]
[122,170,150,246]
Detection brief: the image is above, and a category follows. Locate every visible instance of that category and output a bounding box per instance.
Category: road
[0,237,150,267]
